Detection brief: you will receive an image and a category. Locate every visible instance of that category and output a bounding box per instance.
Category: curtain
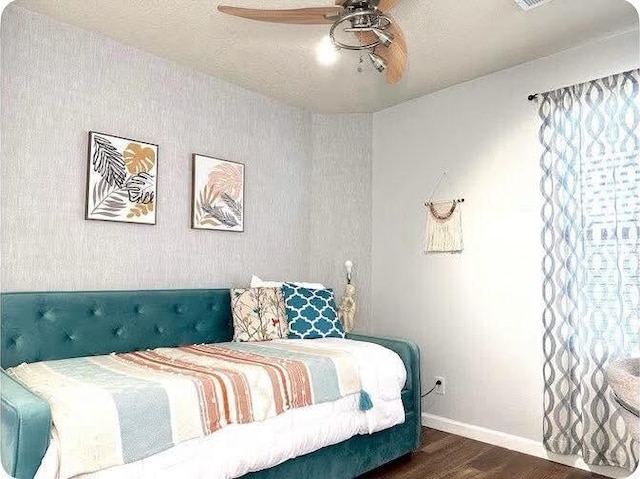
[539,69,640,470]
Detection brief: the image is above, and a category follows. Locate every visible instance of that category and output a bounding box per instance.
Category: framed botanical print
[191,154,244,232]
[85,131,158,225]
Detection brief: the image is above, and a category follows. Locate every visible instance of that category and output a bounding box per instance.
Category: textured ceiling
[12,0,639,113]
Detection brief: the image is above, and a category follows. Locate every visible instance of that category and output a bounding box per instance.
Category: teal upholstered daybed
[0,289,421,479]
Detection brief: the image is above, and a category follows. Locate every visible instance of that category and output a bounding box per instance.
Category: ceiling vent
[514,0,552,10]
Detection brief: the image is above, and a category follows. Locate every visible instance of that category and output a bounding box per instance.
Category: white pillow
[250,275,325,290]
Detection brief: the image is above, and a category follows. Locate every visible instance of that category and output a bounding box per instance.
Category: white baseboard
[421,412,637,479]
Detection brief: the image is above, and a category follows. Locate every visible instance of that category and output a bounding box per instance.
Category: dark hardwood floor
[360,428,606,479]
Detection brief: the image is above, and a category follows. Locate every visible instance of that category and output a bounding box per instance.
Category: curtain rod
[528,67,636,102]
[425,198,465,207]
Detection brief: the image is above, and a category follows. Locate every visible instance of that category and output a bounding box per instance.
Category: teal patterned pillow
[281,283,345,339]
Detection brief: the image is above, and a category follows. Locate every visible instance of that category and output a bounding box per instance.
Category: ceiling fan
[217,0,407,84]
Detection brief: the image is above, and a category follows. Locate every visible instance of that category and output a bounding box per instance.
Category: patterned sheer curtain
[539,69,640,470]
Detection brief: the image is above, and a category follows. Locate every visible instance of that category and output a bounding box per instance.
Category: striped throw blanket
[6,340,367,479]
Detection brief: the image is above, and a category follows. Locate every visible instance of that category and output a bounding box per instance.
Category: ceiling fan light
[317,36,339,66]
[372,28,394,47]
[368,51,387,72]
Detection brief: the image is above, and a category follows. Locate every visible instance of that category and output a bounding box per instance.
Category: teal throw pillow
[281,283,345,339]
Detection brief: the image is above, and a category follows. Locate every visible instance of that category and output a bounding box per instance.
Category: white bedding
[35,338,407,479]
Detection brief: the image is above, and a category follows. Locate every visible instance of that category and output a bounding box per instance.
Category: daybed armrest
[346,333,421,448]
[1,369,51,479]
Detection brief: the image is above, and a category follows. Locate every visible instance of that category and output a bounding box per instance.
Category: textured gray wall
[1,5,372,306]
[310,114,372,333]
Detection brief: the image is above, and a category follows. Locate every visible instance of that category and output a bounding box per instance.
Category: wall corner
[624,0,640,63]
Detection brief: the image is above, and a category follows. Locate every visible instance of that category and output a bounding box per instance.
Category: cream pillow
[250,275,325,290]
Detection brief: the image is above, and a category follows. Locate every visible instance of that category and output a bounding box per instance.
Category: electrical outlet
[435,376,446,395]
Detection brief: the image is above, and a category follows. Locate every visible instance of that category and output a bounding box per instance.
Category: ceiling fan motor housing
[330,10,391,51]
[341,0,381,9]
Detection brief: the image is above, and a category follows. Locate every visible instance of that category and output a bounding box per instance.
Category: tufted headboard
[1,289,233,369]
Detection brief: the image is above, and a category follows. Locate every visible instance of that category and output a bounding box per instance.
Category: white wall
[371,29,639,443]
[0,5,372,319]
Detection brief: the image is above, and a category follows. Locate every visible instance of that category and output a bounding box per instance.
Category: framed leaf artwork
[85,131,158,225]
[192,154,244,232]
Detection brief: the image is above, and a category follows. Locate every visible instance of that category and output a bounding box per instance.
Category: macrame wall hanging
[424,171,465,253]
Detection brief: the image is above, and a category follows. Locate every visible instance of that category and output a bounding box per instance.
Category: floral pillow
[231,288,288,342]
[281,283,345,339]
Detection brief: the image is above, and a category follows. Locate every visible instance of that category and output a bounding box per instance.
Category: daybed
[0,289,421,479]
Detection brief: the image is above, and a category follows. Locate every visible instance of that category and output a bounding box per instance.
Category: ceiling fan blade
[217,6,342,25]
[379,22,407,84]
[355,19,407,84]
[355,30,377,47]
[377,0,398,11]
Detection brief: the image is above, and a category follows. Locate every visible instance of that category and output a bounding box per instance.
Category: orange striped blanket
[6,340,364,478]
